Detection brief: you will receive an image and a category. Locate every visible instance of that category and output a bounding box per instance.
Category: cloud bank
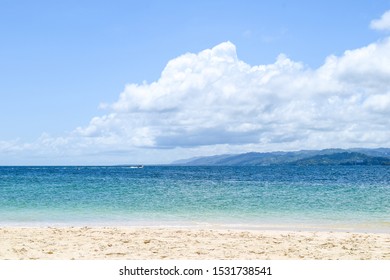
[3,17,390,164]
[76,39,390,153]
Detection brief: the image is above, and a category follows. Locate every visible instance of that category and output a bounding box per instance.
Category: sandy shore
[1,227,389,260]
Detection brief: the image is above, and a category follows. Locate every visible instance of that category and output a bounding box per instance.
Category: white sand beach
[1,227,389,260]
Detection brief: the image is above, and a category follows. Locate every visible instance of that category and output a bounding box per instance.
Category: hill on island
[171,148,390,166]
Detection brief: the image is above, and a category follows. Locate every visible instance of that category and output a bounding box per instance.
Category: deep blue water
[0,166,389,231]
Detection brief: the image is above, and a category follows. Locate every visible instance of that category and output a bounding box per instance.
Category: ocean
[0,166,389,232]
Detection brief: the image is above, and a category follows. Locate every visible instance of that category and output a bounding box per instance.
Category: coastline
[1,226,389,260]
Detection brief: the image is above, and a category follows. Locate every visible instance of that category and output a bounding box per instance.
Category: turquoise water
[0,166,389,232]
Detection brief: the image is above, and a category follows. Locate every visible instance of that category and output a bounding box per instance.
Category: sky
[1,0,390,165]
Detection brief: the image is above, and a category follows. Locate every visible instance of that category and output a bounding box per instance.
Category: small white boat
[129,165,144,169]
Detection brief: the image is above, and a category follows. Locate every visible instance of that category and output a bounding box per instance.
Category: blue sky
[1,0,390,165]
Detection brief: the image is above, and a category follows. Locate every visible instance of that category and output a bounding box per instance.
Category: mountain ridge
[171,148,390,166]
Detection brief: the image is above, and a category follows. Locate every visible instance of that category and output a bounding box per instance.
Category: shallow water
[0,166,389,232]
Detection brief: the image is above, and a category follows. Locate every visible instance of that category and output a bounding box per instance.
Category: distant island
[171,148,390,166]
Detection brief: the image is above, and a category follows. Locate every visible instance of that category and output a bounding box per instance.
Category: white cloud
[72,39,390,157]
[2,34,390,164]
[77,42,310,149]
[363,93,390,113]
[370,10,390,31]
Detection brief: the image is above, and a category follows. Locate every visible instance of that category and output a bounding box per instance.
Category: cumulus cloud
[72,39,390,155]
[370,10,390,31]
[75,42,311,150]
[363,93,390,113]
[2,33,390,164]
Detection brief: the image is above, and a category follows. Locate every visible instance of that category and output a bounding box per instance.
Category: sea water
[0,166,389,232]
